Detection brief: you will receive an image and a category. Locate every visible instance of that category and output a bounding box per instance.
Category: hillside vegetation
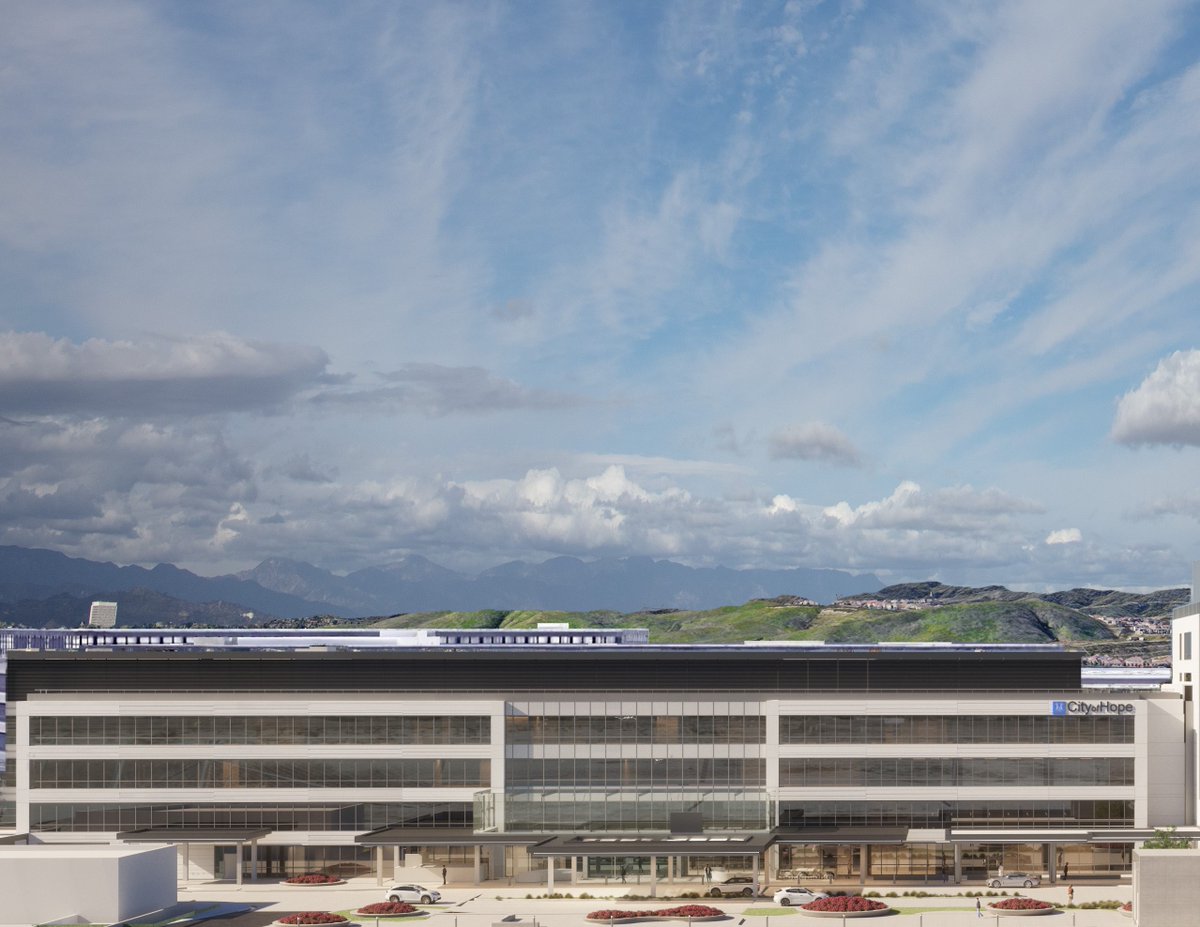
[366,595,1115,644]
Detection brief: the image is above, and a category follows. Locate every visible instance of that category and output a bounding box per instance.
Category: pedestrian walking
[703,865,711,884]
[442,865,447,885]
[1063,862,1069,879]
[620,863,627,884]
[1068,885,1074,906]
[975,898,982,918]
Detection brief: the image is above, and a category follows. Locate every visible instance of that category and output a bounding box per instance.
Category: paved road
[176,880,1134,927]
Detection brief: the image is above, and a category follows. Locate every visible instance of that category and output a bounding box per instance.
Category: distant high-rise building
[87,601,118,628]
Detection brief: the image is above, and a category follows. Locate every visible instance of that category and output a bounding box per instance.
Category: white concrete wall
[0,844,176,925]
[1132,848,1200,927]
[1146,699,1187,826]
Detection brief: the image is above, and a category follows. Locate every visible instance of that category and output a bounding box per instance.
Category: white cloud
[1111,349,1200,446]
[1045,528,1083,545]
[768,421,862,466]
[821,481,1042,533]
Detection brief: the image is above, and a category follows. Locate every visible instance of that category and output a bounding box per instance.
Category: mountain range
[0,545,882,626]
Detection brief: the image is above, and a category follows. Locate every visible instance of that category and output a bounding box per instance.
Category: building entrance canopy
[531,833,775,857]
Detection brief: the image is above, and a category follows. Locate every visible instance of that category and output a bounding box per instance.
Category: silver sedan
[987,872,1041,888]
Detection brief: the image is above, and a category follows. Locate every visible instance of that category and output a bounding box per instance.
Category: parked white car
[773,887,829,906]
[385,884,441,904]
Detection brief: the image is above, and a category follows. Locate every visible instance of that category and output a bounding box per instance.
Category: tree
[1142,827,1191,849]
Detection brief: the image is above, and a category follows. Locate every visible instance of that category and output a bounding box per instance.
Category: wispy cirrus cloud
[311,363,586,416]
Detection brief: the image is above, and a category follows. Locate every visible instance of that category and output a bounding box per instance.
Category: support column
[394,845,401,878]
[377,846,385,887]
[184,843,191,883]
[859,845,867,887]
[1047,843,1057,885]
[236,842,244,887]
[650,855,658,898]
[667,855,674,888]
[548,857,555,894]
[251,840,259,882]
[752,853,760,897]
[474,845,482,886]
[954,844,963,885]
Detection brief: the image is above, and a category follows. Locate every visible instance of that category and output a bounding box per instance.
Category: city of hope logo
[1049,700,1134,716]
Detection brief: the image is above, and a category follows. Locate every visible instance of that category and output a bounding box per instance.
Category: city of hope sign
[1051,700,1135,715]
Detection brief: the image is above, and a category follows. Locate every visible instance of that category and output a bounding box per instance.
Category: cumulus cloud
[1111,349,1200,446]
[0,331,329,417]
[768,421,862,466]
[0,416,257,564]
[820,481,1042,533]
[312,363,585,416]
[1045,528,1083,545]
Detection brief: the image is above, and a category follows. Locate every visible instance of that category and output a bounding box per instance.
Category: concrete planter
[283,878,348,886]
[985,905,1058,916]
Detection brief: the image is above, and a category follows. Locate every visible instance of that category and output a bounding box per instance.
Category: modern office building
[3,592,1197,889]
[87,601,118,628]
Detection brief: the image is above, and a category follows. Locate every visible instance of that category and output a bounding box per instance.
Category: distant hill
[860,581,1188,618]
[361,595,1115,644]
[0,545,881,626]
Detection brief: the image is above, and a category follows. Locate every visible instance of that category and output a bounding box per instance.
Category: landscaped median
[273,913,352,926]
[586,905,728,923]
[797,897,892,918]
[355,903,430,919]
[284,874,347,886]
[984,899,1058,916]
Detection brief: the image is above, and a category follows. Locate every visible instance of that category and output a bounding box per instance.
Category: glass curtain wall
[505,701,769,832]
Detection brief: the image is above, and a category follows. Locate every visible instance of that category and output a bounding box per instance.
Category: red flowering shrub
[801,897,888,913]
[586,906,724,920]
[358,903,418,916]
[1121,902,1132,912]
[278,914,348,925]
[655,908,724,918]
[285,873,341,885]
[988,899,1055,911]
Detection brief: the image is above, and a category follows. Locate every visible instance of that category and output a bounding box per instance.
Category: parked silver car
[987,872,1041,888]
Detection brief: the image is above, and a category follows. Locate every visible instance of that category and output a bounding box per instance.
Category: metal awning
[117,827,271,843]
[531,833,775,857]
[773,827,908,845]
[356,827,548,847]
[0,832,30,845]
[948,829,1090,844]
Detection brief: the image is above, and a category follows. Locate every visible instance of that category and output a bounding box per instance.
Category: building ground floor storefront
[100,832,1142,888]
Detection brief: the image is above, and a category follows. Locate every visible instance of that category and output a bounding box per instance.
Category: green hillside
[364,596,1115,644]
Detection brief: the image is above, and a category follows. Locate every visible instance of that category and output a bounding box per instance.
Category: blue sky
[2,0,1199,590]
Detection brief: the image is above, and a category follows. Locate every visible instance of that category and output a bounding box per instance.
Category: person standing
[620,863,627,884]
[1063,862,1069,879]
[703,865,711,884]
[442,865,447,886]
[1068,885,1074,906]
[976,898,982,919]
